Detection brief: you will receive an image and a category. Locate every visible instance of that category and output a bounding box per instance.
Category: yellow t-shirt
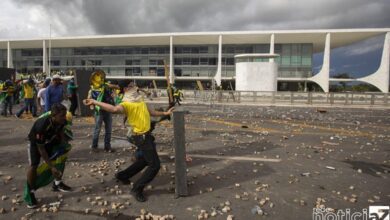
[120,101,150,134]
[24,84,34,99]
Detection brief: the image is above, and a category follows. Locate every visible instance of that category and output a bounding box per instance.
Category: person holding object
[25,103,73,208]
[83,97,174,202]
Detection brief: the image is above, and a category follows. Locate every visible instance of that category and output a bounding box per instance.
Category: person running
[173,87,184,106]
[25,103,72,208]
[83,96,174,202]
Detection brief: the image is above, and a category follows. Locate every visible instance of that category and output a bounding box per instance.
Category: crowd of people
[1,71,176,208]
[0,74,79,118]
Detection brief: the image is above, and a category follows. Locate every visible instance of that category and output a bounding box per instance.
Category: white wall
[235,62,278,91]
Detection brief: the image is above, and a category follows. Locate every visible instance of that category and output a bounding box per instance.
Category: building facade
[0,29,389,92]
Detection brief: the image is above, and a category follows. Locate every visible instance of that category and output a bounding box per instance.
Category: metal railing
[152,89,389,107]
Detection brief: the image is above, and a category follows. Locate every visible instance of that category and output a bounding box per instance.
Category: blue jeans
[16,98,37,117]
[1,96,13,116]
[91,111,112,149]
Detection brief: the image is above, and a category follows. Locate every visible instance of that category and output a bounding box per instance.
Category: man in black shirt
[26,103,72,208]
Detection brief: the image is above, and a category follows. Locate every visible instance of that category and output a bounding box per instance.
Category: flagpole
[49,24,52,77]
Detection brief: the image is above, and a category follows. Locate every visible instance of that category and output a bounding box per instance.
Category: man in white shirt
[37,79,51,114]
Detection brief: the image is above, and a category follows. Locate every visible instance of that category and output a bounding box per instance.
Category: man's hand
[83,99,95,106]
[50,167,62,178]
[166,107,175,115]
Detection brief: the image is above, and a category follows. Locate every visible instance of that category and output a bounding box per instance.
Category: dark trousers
[69,95,78,116]
[1,96,13,116]
[116,134,160,193]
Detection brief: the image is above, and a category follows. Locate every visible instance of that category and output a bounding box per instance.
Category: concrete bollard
[172,107,189,198]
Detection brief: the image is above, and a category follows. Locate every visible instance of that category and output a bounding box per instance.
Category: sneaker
[90,146,99,153]
[26,192,38,209]
[131,190,147,202]
[14,114,20,119]
[52,182,72,192]
[115,174,130,185]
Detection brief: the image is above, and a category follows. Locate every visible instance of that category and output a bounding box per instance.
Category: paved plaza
[0,103,389,219]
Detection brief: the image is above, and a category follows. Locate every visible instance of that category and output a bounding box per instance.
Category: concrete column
[270,34,275,62]
[43,40,48,74]
[308,33,330,92]
[214,35,222,87]
[173,107,188,198]
[7,41,13,68]
[357,32,390,93]
[169,35,174,85]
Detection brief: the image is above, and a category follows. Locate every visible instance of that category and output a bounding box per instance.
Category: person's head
[51,103,67,125]
[52,74,61,86]
[44,78,51,87]
[27,78,34,85]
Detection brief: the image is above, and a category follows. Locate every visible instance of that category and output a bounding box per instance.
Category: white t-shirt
[37,88,47,106]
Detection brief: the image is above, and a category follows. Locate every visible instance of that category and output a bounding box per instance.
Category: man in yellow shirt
[83,97,174,202]
[16,78,37,118]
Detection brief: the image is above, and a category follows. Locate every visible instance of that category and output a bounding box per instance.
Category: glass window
[34,60,43,66]
[174,58,182,65]
[183,47,191,54]
[132,60,141,65]
[149,48,157,54]
[149,59,157,65]
[126,48,133,54]
[208,58,217,65]
[133,48,140,54]
[301,57,311,66]
[199,46,208,53]
[226,58,234,65]
[282,45,291,56]
[182,58,191,65]
[291,56,301,65]
[191,58,199,65]
[52,49,61,56]
[200,58,208,65]
[191,47,199,54]
[281,56,290,65]
[158,47,167,54]
[51,60,60,66]
[174,47,182,54]
[302,44,312,56]
[141,48,149,54]
[133,67,141,74]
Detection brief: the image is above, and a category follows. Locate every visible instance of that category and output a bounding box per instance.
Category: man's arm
[44,87,50,112]
[37,144,61,178]
[147,105,174,117]
[83,99,124,114]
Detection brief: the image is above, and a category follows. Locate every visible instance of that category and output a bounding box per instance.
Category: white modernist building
[0,28,389,92]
